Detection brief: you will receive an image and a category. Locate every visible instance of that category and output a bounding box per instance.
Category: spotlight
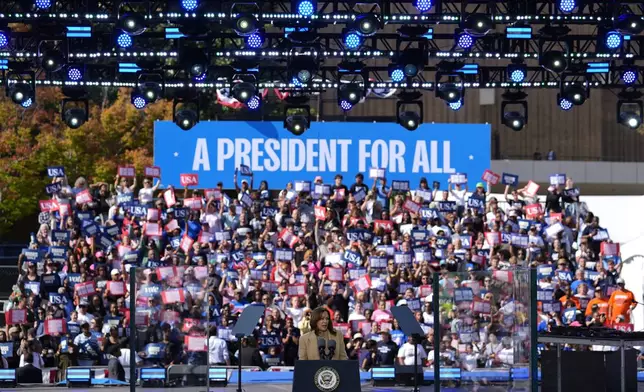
[0,31,9,49]
[296,1,315,16]
[21,97,33,108]
[398,111,420,131]
[507,64,527,83]
[463,14,494,37]
[343,31,363,49]
[140,82,162,102]
[63,108,87,129]
[622,69,637,85]
[131,91,147,109]
[393,48,425,79]
[501,93,528,131]
[557,95,573,111]
[234,14,257,36]
[355,14,379,37]
[389,66,405,82]
[247,95,261,110]
[119,13,146,36]
[540,50,568,74]
[285,115,309,135]
[396,95,423,131]
[338,83,363,105]
[503,112,526,131]
[456,32,475,49]
[117,32,133,48]
[41,49,65,72]
[232,82,256,104]
[562,84,587,106]
[291,77,302,87]
[67,66,83,81]
[414,0,433,12]
[175,109,198,130]
[34,0,52,9]
[180,0,199,11]
[617,100,643,129]
[9,82,33,105]
[289,56,318,85]
[181,48,209,78]
[339,99,353,112]
[438,84,462,103]
[448,100,463,111]
[245,32,264,48]
[558,0,576,13]
[615,14,644,35]
[604,31,623,50]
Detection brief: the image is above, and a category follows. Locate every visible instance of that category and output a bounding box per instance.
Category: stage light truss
[2,32,644,61]
[0,0,642,25]
[0,64,641,91]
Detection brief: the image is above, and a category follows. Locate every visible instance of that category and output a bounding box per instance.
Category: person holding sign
[331,174,349,218]
[139,177,161,206]
[298,307,348,360]
[234,169,253,201]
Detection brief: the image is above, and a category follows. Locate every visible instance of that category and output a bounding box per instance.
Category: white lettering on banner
[200,138,456,174]
[193,138,211,171]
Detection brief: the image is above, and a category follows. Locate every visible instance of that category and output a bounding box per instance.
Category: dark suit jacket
[17,364,42,384]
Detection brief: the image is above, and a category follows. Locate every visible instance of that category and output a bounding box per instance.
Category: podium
[293,360,361,392]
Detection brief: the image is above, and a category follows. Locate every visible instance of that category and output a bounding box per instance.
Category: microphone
[317,337,326,360]
[327,339,336,360]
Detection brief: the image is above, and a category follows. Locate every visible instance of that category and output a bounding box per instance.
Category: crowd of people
[3,166,639,383]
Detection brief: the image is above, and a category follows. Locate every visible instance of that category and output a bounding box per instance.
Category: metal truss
[0,0,643,25]
[1,31,644,63]
[0,64,640,91]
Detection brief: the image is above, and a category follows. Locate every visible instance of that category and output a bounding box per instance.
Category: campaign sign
[46,183,63,194]
[154,122,491,189]
[47,166,65,178]
[118,166,136,178]
[145,166,161,178]
[502,173,519,186]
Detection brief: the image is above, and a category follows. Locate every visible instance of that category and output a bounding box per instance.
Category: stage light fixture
[119,13,146,36]
[140,82,161,102]
[34,0,52,9]
[180,0,199,11]
[463,14,494,37]
[438,84,462,104]
[289,55,318,85]
[296,1,315,16]
[63,108,87,129]
[181,48,209,78]
[557,95,573,111]
[117,32,133,48]
[234,14,258,36]
[284,103,311,135]
[247,95,261,110]
[507,64,527,83]
[339,99,353,112]
[540,50,568,74]
[338,83,363,105]
[21,98,34,108]
[396,94,423,131]
[558,0,576,13]
[562,83,587,105]
[41,49,65,72]
[343,30,363,49]
[604,31,623,50]
[66,66,83,81]
[617,100,643,129]
[615,14,644,35]
[175,108,198,130]
[622,69,637,85]
[130,90,147,109]
[389,65,405,82]
[503,111,525,131]
[449,100,463,111]
[232,82,256,104]
[9,82,34,105]
[456,32,474,50]
[0,31,9,49]
[355,14,380,37]
[245,32,264,48]
[285,115,309,135]
[414,0,433,12]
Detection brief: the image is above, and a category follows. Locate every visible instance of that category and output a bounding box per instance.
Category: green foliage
[0,88,172,236]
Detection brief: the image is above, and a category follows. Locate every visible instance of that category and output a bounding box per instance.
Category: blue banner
[154,121,491,189]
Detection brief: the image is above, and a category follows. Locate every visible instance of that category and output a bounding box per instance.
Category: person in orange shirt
[608,278,637,323]
[559,285,580,309]
[585,286,609,317]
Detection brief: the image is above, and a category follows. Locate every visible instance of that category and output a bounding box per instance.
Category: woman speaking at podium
[298,307,348,360]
